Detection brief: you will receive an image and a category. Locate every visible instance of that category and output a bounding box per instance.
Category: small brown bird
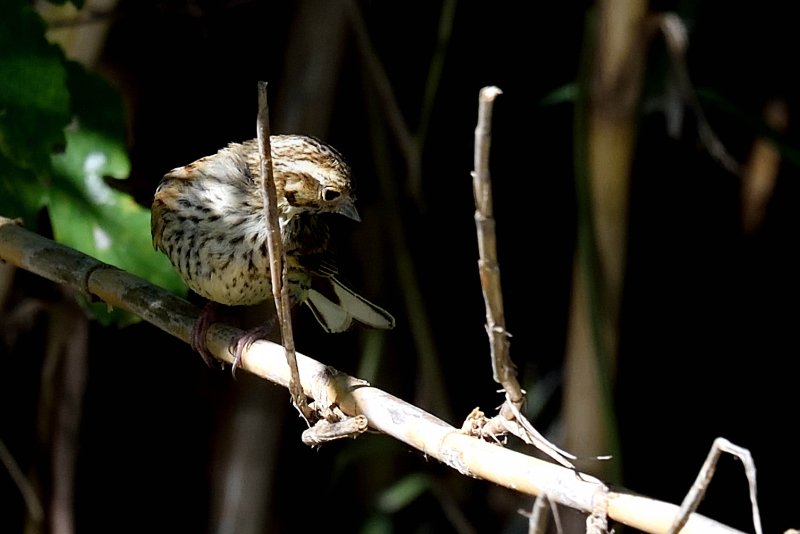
[151,135,394,366]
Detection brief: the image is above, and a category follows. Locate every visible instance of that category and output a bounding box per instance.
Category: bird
[151,135,394,368]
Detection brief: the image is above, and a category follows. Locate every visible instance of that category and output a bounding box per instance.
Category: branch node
[587,485,610,534]
[301,415,369,447]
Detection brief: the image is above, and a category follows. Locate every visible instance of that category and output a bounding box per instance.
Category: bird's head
[272,135,361,223]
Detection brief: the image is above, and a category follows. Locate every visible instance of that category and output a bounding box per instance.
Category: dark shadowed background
[2,1,798,533]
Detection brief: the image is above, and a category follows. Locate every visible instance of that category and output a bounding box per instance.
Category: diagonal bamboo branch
[0,215,748,534]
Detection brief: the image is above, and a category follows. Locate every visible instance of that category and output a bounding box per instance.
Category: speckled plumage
[151,135,394,358]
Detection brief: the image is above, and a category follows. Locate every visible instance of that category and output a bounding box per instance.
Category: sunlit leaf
[48,63,185,324]
[0,1,184,327]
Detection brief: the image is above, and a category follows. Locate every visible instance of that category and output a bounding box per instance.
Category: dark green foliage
[0,0,184,324]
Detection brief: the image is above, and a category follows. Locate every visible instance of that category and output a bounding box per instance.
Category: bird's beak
[336,200,361,222]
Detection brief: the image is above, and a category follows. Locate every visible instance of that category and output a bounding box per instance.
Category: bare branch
[668,438,763,534]
[471,86,520,404]
[255,81,309,421]
[524,494,552,534]
[649,13,740,175]
[469,87,580,469]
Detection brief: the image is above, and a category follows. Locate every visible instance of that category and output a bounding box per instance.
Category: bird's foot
[231,317,276,376]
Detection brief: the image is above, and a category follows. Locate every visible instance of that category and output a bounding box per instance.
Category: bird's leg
[192,302,278,374]
[231,316,277,375]
[191,301,220,367]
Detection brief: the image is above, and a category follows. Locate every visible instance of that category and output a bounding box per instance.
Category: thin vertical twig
[255,81,310,421]
[525,494,551,534]
[471,86,522,406]
[469,86,578,471]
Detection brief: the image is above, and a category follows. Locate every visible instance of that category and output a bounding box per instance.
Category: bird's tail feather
[304,277,394,333]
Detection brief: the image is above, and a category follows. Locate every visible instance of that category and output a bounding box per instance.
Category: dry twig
[523,493,553,534]
[255,81,310,421]
[649,13,739,175]
[472,86,517,402]
[467,86,577,470]
[668,438,763,534]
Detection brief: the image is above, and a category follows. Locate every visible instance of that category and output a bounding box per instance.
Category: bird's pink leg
[231,318,276,375]
[191,301,219,367]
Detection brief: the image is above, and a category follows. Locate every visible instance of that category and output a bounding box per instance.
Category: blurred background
[1,0,798,532]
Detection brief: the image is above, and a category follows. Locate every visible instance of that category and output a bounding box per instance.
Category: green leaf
[0,1,175,327]
[359,514,393,534]
[375,473,431,513]
[0,153,47,224]
[48,63,185,324]
[538,82,578,107]
[0,0,70,177]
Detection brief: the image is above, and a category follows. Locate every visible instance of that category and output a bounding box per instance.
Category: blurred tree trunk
[563,0,648,482]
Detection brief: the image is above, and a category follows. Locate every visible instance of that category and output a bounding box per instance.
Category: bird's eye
[321,187,341,202]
